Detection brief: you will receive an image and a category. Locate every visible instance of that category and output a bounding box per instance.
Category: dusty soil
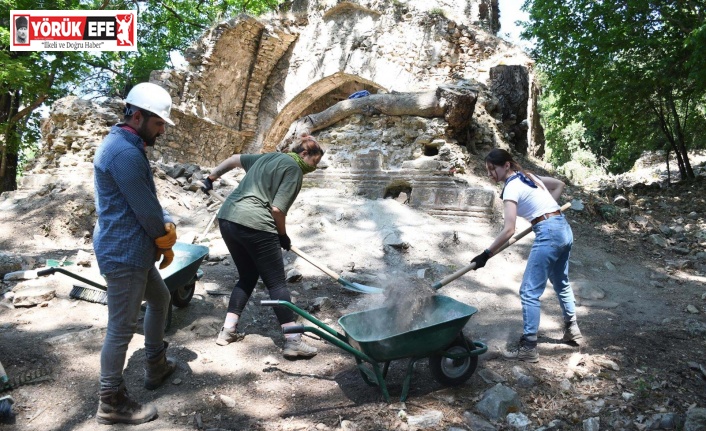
[1,158,705,431]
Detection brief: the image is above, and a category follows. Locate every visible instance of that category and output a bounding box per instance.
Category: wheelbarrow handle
[432,202,572,290]
[282,325,305,335]
[260,300,281,306]
[260,300,347,341]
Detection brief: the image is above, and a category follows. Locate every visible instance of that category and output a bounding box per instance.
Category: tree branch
[159,1,207,29]
[277,85,478,152]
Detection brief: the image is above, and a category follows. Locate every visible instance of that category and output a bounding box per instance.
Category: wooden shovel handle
[289,245,341,282]
[208,189,226,203]
[194,180,227,202]
[432,202,573,289]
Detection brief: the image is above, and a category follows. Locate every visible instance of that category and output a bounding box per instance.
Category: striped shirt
[93,125,173,274]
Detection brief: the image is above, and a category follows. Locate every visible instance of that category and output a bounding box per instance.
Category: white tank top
[502,174,560,222]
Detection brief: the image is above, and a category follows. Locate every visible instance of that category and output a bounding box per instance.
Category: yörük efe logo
[11,10,137,52]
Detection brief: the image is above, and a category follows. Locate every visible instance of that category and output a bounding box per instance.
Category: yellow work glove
[155,223,177,249]
[156,248,174,269]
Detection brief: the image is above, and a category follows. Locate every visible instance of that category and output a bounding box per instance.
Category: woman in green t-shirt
[201,134,324,359]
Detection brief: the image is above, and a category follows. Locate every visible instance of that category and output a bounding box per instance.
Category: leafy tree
[0,0,281,193]
[522,0,706,180]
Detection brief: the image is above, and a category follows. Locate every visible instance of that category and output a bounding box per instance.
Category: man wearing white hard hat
[93,82,178,425]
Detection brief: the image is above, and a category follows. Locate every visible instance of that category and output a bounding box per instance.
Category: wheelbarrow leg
[353,358,391,403]
[400,358,421,402]
[382,361,391,379]
[373,363,391,403]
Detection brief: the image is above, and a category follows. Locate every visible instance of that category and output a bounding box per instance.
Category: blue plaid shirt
[93,125,173,274]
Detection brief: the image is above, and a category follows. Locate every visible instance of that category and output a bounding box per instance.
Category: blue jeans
[519,214,577,337]
[100,265,170,389]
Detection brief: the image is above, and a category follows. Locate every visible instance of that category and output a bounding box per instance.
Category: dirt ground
[1,158,705,431]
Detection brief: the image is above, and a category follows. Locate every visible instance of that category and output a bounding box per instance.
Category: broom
[36,268,108,305]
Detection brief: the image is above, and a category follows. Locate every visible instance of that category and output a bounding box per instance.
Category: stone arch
[262,72,386,153]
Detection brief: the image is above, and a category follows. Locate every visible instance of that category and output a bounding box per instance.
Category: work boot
[282,336,318,359]
[502,336,539,363]
[96,382,157,425]
[144,341,176,390]
[562,320,583,344]
[216,326,244,346]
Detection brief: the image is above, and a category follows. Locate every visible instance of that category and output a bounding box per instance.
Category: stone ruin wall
[147,0,535,164]
[23,0,537,220]
[307,113,495,218]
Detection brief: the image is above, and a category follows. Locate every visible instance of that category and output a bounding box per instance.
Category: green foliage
[429,8,446,18]
[522,0,706,178]
[537,72,608,180]
[82,0,283,98]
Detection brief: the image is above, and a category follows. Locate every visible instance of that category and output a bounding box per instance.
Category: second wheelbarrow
[37,241,209,330]
[262,295,487,402]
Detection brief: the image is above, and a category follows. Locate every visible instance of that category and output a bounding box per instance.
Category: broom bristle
[69,285,108,305]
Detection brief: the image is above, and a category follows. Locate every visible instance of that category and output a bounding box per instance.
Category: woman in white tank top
[471,149,582,362]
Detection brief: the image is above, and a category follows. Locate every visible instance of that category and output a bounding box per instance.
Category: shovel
[289,245,384,294]
[431,202,572,290]
[197,182,383,294]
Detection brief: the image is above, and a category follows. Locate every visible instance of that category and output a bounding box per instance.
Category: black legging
[218,219,294,325]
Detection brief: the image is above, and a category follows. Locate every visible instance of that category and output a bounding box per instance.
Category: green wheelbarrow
[261,295,487,402]
[37,242,209,330]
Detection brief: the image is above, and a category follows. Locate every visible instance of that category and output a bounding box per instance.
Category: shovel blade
[338,277,384,294]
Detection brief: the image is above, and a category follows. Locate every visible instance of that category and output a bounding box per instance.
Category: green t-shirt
[217,153,303,233]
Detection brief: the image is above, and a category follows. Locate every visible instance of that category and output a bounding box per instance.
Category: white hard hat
[125,82,174,126]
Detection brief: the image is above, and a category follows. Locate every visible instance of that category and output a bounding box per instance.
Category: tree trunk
[653,97,689,181]
[0,56,57,193]
[0,90,21,193]
[666,135,687,180]
[1,152,18,193]
[277,85,478,152]
[666,95,695,179]
[665,147,671,186]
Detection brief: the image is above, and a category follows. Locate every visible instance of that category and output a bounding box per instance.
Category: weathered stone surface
[463,411,496,431]
[406,410,443,428]
[507,412,531,430]
[0,252,23,277]
[478,368,505,384]
[475,383,521,421]
[583,416,600,431]
[13,286,56,307]
[45,327,106,345]
[311,297,333,312]
[685,408,706,431]
[573,279,606,300]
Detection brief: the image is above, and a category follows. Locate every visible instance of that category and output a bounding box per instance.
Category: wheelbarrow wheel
[428,335,478,386]
[171,282,195,308]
